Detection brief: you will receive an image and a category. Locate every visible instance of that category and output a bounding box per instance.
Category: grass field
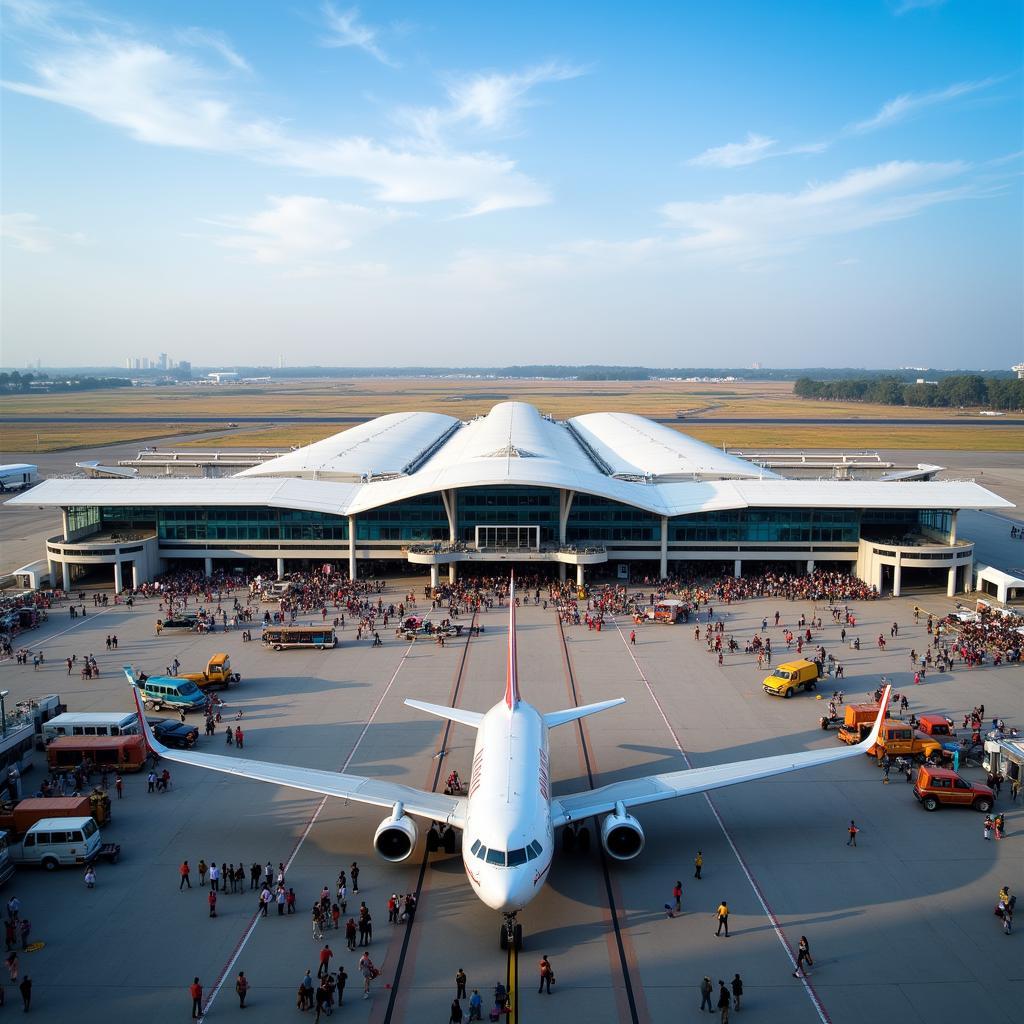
[3,378,1021,452]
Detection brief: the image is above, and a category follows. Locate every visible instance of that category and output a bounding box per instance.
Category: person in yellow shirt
[694,850,703,880]
[715,901,729,937]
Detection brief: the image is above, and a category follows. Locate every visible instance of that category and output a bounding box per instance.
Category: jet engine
[600,802,645,861]
[374,804,419,862]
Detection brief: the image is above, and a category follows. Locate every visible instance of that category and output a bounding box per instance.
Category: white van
[10,817,102,870]
[42,712,139,744]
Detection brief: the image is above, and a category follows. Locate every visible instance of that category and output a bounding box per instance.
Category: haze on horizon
[1,0,1021,369]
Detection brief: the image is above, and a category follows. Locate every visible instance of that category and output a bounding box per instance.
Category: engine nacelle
[374,808,419,862]
[600,805,645,861]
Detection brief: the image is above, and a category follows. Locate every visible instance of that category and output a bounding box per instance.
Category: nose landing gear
[499,912,523,950]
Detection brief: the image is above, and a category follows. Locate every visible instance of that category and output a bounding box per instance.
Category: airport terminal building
[9,402,1013,596]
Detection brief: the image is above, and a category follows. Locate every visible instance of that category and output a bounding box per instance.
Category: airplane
[124,588,891,951]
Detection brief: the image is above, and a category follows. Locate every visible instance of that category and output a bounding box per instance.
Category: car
[146,717,199,749]
[762,659,821,698]
[160,615,198,629]
[913,764,993,812]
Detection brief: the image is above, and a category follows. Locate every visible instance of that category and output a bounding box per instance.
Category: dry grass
[0,423,201,453]
[681,425,1024,452]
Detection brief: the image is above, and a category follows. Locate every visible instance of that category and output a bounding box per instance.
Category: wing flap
[403,699,484,729]
[544,698,626,729]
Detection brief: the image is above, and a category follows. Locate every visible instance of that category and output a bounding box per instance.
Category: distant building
[207,371,239,384]
[1014,363,1024,380]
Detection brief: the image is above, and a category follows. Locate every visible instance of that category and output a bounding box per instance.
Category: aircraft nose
[480,870,529,913]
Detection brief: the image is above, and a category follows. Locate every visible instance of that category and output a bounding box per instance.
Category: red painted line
[611,617,832,1024]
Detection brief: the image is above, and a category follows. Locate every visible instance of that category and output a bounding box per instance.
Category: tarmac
[0,579,1020,1023]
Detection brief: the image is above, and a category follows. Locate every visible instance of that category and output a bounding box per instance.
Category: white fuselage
[462,699,554,912]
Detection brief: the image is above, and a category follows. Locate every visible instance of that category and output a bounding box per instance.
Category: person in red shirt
[318,943,333,978]
[208,889,217,917]
[190,977,203,1019]
[179,860,191,890]
[235,726,244,749]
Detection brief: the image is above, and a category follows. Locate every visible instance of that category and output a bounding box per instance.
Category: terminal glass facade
[669,508,859,544]
[566,494,659,543]
[356,495,447,541]
[457,487,558,544]
[156,507,348,541]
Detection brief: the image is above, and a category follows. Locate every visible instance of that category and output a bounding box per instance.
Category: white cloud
[662,160,973,262]
[178,27,251,72]
[320,4,395,67]
[848,78,998,134]
[688,133,778,168]
[0,211,85,252]
[206,195,397,272]
[2,31,552,215]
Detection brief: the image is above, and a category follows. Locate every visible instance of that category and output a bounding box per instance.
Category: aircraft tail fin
[403,699,484,729]
[505,574,519,710]
[544,697,626,729]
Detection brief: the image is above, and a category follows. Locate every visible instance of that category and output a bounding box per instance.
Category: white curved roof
[238,411,459,482]
[569,412,780,480]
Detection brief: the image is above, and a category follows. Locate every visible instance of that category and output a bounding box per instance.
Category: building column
[892,556,902,598]
[949,511,957,545]
[62,562,71,592]
[48,560,58,588]
[113,560,123,593]
[559,490,575,546]
[430,564,439,588]
[203,556,213,577]
[449,563,457,584]
[559,562,567,582]
[734,559,742,578]
[947,565,957,597]
[60,507,71,541]
[806,559,815,574]
[660,517,668,580]
[132,562,142,589]
[576,564,585,587]
[276,557,285,578]
[441,490,457,543]
[348,517,357,581]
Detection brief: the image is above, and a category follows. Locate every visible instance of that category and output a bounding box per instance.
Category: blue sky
[1,0,1021,369]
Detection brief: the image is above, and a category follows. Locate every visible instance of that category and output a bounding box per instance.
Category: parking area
[0,578,1020,1023]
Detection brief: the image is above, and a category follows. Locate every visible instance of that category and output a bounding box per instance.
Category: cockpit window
[507,848,527,866]
[475,844,487,860]
[485,848,506,866]
[525,845,537,861]
[528,840,543,857]
[470,839,481,855]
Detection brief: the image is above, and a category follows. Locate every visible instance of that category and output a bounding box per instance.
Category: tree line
[0,372,133,392]
[794,375,1024,410]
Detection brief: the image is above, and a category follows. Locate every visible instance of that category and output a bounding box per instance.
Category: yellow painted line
[507,945,518,1024]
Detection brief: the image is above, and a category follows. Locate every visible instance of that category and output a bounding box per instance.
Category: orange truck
[46,735,147,773]
[837,707,946,762]
[837,703,884,744]
[0,797,92,838]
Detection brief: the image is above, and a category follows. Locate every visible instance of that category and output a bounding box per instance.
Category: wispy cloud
[206,194,396,273]
[1,211,85,252]
[848,77,999,134]
[663,160,974,262]
[688,133,779,168]
[178,27,251,72]
[320,3,395,67]
[891,0,948,15]
[1,28,553,215]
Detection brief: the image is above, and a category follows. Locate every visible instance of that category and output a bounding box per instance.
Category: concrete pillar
[660,517,668,580]
[204,556,213,577]
[48,560,58,588]
[559,562,567,582]
[893,557,902,598]
[113,560,123,593]
[576,564,585,587]
[276,557,285,578]
[949,511,957,545]
[449,563,457,584]
[61,562,71,592]
[132,562,142,589]
[559,490,575,546]
[734,559,742,578]
[947,565,957,598]
[806,559,815,574]
[348,517,357,581]
[60,507,70,541]
[442,491,457,543]
[430,564,440,588]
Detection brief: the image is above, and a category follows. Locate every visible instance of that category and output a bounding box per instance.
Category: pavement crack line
[199,636,417,1021]
[609,615,833,1024]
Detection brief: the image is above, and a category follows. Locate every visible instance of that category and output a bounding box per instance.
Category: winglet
[859,683,893,751]
[505,574,519,710]
[123,665,168,757]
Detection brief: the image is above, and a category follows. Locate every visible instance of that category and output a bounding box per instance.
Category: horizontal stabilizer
[544,697,626,729]
[404,699,484,729]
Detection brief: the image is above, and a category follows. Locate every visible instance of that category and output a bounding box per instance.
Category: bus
[261,626,337,651]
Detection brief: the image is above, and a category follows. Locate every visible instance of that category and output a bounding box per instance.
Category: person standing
[345,918,357,951]
[456,968,467,1000]
[537,955,553,994]
[673,880,683,914]
[114,774,123,799]
[793,935,813,978]
[19,975,31,1013]
[449,997,464,1023]
[336,965,347,1006]
[699,976,713,1013]
[235,971,249,1008]
[208,889,217,918]
[190,977,203,1020]
[717,980,730,1022]
[694,850,703,880]
[630,629,636,645]
[250,862,261,889]
[350,862,360,894]
[209,862,219,890]
[318,944,333,979]
[180,860,192,890]
[731,973,743,1010]
[715,900,729,937]
[847,821,859,847]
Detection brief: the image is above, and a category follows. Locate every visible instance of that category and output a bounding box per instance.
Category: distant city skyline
[1,1,1021,368]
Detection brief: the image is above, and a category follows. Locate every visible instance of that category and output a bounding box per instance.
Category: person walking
[358,952,375,999]
[190,977,203,1019]
[235,971,249,1008]
[180,860,192,890]
[336,965,347,1007]
[456,967,467,1000]
[537,955,554,994]
[468,989,482,1021]
[731,973,743,1010]
[716,900,729,937]
[298,971,314,1011]
[847,820,859,847]
[673,880,683,914]
[350,862,360,894]
[208,889,217,918]
[209,862,219,890]
[318,944,333,979]
[114,774,123,799]
[630,629,636,645]
[694,849,703,880]
[793,935,813,978]
[717,980,730,1022]
[699,976,713,1012]
[19,975,31,1013]
[449,997,464,1023]
[345,918,357,950]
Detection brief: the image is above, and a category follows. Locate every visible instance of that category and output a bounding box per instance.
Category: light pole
[0,690,8,739]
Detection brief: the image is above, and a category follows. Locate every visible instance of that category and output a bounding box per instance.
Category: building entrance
[475,525,539,550]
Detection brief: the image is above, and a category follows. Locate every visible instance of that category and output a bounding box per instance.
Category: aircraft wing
[126,670,466,828]
[551,685,891,827]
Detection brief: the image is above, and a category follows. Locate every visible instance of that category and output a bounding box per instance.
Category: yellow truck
[181,653,240,690]
[762,659,820,698]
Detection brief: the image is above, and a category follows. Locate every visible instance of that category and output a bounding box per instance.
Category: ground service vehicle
[915,715,961,756]
[762,659,820,698]
[179,653,240,690]
[147,718,199,748]
[647,600,688,624]
[160,614,198,629]
[838,703,886,744]
[7,816,117,870]
[261,626,337,650]
[46,734,147,773]
[42,711,140,744]
[913,765,994,811]
[870,722,945,762]
[132,669,209,713]
[0,797,95,837]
